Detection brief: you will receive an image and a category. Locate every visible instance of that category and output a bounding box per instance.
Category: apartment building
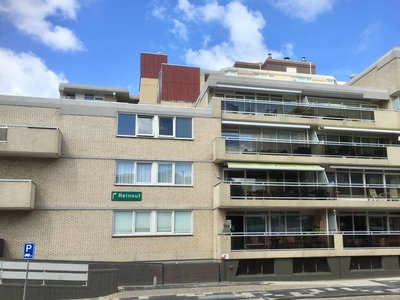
[1,47,400,282]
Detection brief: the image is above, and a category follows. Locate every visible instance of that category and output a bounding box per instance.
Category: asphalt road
[88,277,400,300]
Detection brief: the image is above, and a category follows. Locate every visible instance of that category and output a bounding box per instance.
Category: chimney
[284,57,290,60]
[268,53,272,58]
[302,57,306,62]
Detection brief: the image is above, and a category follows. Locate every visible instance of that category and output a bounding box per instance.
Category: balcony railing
[227,233,334,251]
[227,182,400,201]
[219,137,390,159]
[222,99,377,122]
[343,232,400,248]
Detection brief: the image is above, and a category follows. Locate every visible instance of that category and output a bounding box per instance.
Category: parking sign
[23,243,35,259]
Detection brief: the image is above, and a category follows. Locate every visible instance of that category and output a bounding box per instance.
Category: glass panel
[157,212,172,232]
[223,131,240,152]
[116,161,134,184]
[339,215,353,231]
[224,170,245,181]
[245,216,266,233]
[135,212,151,233]
[301,215,315,232]
[354,215,367,231]
[287,215,301,232]
[114,211,132,234]
[389,217,400,231]
[117,114,136,136]
[366,173,384,194]
[240,130,259,152]
[176,117,192,138]
[175,211,192,233]
[137,163,152,183]
[369,216,387,231]
[351,173,364,196]
[158,163,172,183]
[175,163,192,185]
[386,175,400,185]
[271,214,285,232]
[291,130,305,140]
[137,116,153,135]
[159,117,173,136]
[337,172,350,195]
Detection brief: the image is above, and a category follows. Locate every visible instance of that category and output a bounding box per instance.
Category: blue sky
[0,0,399,98]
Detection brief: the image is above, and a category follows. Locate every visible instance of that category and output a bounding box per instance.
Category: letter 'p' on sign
[23,242,35,259]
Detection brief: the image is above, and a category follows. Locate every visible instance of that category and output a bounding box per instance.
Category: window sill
[112,234,193,238]
[114,183,193,187]
[116,134,193,141]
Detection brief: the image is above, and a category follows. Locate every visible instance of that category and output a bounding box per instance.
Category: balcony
[0,180,36,210]
[0,125,62,158]
[221,98,377,122]
[213,137,400,165]
[230,233,334,251]
[217,232,400,259]
[215,182,400,209]
[343,232,400,248]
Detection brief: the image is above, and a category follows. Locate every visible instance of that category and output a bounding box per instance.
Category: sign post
[22,242,35,300]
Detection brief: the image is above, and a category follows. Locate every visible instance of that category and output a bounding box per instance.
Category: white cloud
[171,19,189,41]
[151,0,168,19]
[268,0,335,22]
[177,1,283,70]
[0,48,67,98]
[356,22,381,52]
[0,0,85,51]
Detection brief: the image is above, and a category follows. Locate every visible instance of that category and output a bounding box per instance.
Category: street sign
[111,191,142,201]
[23,242,35,259]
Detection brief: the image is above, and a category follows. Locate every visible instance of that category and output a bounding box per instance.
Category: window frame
[113,210,193,236]
[115,161,193,186]
[117,113,193,139]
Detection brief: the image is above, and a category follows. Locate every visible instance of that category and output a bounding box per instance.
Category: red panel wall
[160,65,200,102]
[140,53,168,79]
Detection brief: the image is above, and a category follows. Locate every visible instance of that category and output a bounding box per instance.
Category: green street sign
[111,191,142,201]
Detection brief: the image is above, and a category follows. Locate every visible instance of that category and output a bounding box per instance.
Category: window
[236,259,274,275]
[115,161,192,185]
[113,210,192,236]
[137,115,153,135]
[350,256,382,270]
[117,114,192,139]
[293,258,330,273]
[84,94,104,101]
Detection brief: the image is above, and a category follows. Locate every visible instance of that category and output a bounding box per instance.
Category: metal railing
[221,98,379,122]
[226,182,400,201]
[342,232,400,248]
[226,232,334,251]
[218,137,391,159]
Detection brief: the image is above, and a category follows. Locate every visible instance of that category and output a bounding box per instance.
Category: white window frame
[113,210,193,236]
[84,94,104,101]
[115,161,193,186]
[117,114,193,139]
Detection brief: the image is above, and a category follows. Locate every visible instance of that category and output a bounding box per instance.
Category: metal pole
[22,259,30,300]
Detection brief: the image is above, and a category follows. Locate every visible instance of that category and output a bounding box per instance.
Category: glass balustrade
[227,183,400,201]
[222,137,388,159]
[343,233,400,248]
[221,99,376,122]
[229,233,334,251]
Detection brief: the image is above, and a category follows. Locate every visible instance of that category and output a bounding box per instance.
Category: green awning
[227,162,324,171]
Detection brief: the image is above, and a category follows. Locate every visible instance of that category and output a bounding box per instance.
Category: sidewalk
[86,277,400,299]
